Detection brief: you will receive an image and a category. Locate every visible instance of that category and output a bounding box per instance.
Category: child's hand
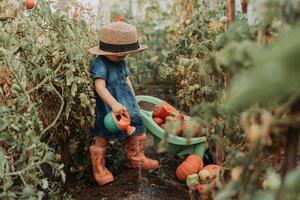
[111,102,127,114]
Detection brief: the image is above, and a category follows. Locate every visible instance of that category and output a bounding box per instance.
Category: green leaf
[79,93,89,108]
[10,123,20,131]
[226,26,300,109]
[60,170,66,184]
[66,70,74,86]
[21,185,34,199]
[283,167,300,193]
[71,82,77,97]
[40,179,49,190]
[0,120,7,131]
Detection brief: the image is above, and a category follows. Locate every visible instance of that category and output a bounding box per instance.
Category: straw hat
[88,22,147,56]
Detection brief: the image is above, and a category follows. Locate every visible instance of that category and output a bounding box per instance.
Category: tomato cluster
[152,105,201,137]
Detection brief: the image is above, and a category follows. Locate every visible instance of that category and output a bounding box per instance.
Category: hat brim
[88,45,147,56]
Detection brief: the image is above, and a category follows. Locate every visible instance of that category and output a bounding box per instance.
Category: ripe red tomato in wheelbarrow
[152,105,170,118]
[153,117,164,125]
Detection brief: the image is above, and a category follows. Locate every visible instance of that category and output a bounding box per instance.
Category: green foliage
[1,0,300,199]
[127,1,177,84]
[283,167,300,194]
[156,0,300,199]
[0,92,65,198]
[212,21,257,75]
[0,0,96,198]
[226,25,300,110]
[159,2,227,111]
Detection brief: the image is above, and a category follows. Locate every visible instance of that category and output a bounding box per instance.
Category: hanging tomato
[25,0,35,9]
[115,15,125,22]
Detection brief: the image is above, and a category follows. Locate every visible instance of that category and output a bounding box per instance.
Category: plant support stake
[227,0,235,25]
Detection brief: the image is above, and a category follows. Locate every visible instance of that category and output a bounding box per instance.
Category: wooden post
[283,99,300,175]
[227,0,235,25]
[241,0,248,14]
[283,128,299,175]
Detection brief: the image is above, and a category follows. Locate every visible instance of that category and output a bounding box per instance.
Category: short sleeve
[91,57,107,80]
[124,62,129,77]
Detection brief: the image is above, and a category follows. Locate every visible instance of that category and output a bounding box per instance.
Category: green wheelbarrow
[136,95,208,158]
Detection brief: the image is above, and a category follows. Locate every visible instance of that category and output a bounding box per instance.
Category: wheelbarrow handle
[136,95,178,114]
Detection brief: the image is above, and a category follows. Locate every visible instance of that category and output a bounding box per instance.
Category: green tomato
[179,58,191,67]
[186,173,200,190]
[21,185,34,199]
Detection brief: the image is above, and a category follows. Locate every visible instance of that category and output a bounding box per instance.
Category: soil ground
[68,169,190,200]
[64,136,195,200]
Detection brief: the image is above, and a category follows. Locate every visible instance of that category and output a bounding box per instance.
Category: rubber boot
[90,141,114,186]
[125,133,159,170]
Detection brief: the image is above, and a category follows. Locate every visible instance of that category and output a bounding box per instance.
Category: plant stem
[28,63,63,94]
[41,82,65,142]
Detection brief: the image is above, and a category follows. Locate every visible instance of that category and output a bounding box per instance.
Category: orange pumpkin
[176,154,204,182]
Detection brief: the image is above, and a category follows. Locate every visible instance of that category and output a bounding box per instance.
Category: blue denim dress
[90,56,145,140]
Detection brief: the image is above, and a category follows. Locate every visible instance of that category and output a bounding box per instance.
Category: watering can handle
[115,110,131,121]
[136,95,178,114]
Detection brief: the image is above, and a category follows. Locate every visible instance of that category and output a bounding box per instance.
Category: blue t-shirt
[90,56,145,139]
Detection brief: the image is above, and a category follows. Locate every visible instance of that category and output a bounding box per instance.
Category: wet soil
[68,169,190,200]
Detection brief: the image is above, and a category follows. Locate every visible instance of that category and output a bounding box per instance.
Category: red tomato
[153,117,164,125]
[175,113,185,120]
[115,15,124,22]
[26,0,35,9]
[159,123,166,129]
[153,105,170,119]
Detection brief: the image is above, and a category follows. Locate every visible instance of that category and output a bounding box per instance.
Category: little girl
[88,22,159,186]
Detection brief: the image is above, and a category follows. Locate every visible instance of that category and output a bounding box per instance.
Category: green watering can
[104,111,136,135]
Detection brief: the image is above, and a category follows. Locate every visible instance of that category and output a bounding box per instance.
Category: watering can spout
[126,126,136,135]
